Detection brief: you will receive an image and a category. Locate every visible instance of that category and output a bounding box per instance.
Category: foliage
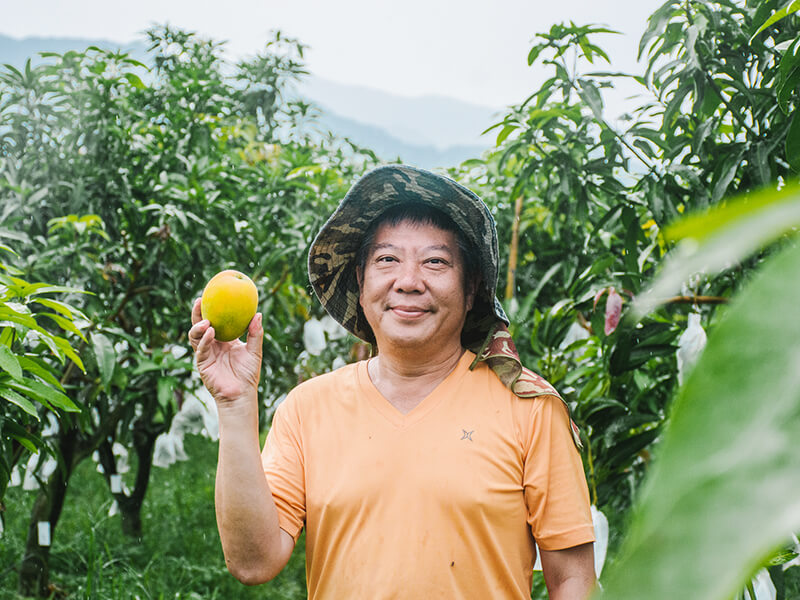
[451,0,800,530]
[0,247,85,501]
[0,25,372,595]
[598,189,800,600]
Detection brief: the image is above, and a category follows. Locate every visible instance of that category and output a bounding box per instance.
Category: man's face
[358,220,475,354]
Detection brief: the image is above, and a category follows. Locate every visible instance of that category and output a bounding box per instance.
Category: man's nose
[394,262,425,293]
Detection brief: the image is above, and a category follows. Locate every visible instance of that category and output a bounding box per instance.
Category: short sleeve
[261,397,306,541]
[520,394,595,551]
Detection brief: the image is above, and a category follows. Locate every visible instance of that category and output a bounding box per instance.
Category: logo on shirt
[461,429,474,441]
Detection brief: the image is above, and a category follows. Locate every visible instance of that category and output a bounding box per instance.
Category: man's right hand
[188,297,263,404]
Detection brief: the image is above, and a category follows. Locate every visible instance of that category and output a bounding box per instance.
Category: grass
[0,434,307,599]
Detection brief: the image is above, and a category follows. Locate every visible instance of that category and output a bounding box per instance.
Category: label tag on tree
[37,521,51,546]
[110,473,122,494]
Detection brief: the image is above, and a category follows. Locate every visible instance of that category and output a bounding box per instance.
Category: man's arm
[214,390,296,584]
[539,542,596,600]
[190,300,295,584]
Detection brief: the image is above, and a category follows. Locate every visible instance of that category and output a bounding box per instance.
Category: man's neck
[367,344,466,414]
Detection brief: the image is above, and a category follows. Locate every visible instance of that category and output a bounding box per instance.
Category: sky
[3,0,664,109]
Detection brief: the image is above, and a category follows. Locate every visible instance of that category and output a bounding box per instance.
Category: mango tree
[0,26,372,596]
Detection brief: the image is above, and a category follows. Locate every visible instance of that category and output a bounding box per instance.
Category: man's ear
[465,276,480,312]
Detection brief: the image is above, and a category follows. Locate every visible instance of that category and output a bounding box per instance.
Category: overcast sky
[4,0,664,109]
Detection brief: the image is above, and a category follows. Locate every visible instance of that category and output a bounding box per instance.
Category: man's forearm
[215,394,291,584]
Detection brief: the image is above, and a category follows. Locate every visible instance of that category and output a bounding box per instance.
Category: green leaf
[786,110,800,172]
[750,0,800,42]
[527,44,544,66]
[777,39,800,114]
[0,385,39,418]
[39,312,87,342]
[123,72,146,89]
[495,124,518,145]
[711,149,745,204]
[18,283,86,297]
[4,419,44,450]
[8,377,79,412]
[578,82,604,120]
[17,356,62,388]
[157,376,176,410]
[92,332,116,390]
[0,344,22,380]
[633,182,800,317]
[51,335,85,372]
[598,241,800,600]
[30,298,89,321]
[0,305,37,328]
[11,433,39,453]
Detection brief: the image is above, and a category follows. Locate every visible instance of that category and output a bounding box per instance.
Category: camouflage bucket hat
[307,164,508,352]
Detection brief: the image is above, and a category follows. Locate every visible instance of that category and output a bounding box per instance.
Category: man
[189,165,596,599]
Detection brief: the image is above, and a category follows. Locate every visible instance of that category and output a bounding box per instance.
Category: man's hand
[188,297,263,403]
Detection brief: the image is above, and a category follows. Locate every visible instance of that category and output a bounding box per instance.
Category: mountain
[0,33,146,66]
[297,76,500,151]
[309,110,490,168]
[0,34,498,168]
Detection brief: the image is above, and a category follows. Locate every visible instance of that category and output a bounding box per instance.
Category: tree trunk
[17,426,78,597]
[98,421,159,541]
[505,195,524,301]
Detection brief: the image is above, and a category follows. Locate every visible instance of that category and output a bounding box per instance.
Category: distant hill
[0,33,146,66]
[297,76,500,151]
[310,110,489,167]
[0,34,497,168]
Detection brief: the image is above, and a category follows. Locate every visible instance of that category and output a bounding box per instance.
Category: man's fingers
[245,313,264,357]
[189,318,211,350]
[195,324,216,363]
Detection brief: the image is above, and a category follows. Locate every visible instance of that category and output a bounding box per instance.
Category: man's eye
[376,256,396,263]
[427,258,448,265]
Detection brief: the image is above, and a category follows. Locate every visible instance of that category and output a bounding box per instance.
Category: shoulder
[468,357,561,405]
[470,358,582,449]
[513,366,561,399]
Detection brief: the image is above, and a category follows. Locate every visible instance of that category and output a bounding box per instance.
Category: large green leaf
[0,385,38,418]
[91,332,115,390]
[598,241,800,599]
[0,344,22,380]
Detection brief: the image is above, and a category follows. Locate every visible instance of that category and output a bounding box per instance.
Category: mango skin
[200,270,258,342]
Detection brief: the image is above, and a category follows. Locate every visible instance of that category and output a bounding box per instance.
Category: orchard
[1,1,799,599]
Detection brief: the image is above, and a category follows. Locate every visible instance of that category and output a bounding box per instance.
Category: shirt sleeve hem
[536,525,596,552]
[277,515,303,543]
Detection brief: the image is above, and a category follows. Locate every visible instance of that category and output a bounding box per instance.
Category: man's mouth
[388,305,429,318]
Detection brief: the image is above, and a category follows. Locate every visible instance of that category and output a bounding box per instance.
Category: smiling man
[189,165,596,599]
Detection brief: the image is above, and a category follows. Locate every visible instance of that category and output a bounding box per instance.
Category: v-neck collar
[357,350,475,429]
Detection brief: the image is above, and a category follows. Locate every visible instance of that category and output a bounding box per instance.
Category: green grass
[0,434,307,599]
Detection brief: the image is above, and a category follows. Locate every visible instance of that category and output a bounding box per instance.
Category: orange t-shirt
[262,350,594,599]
